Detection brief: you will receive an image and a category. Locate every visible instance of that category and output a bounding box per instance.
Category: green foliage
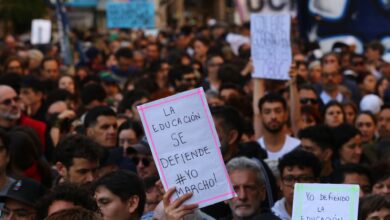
[0,0,48,34]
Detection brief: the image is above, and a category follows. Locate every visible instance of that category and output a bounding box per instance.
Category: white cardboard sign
[251,13,292,80]
[31,19,52,45]
[292,183,360,220]
[137,88,235,208]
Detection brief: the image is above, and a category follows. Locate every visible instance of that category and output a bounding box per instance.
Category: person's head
[370,162,390,197]
[0,85,21,123]
[117,90,149,122]
[278,150,321,208]
[298,84,320,111]
[298,125,334,164]
[332,123,362,164]
[93,170,146,220]
[55,134,103,186]
[302,107,322,130]
[210,106,244,159]
[258,92,288,134]
[343,102,358,125]
[4,56,25,75]
[117,120,144,154]
[0,178,46,220]
[81,83,107,110]
[41,57,60,81]
[376,77,390,99]
[115,47,133,72]
[355,111,377,143]
[143,176,162,212]
[333,164,372,198]
[359,73,377,95]
[44,207,102,220]
[308,60,322,84]
[321,64,342,93]
[365,41,385,62]
[321,52,341,69]
[146,43,160,62]
[359,194,390,220]
[170,65,198,91]
[128,141,158,179]
[85,106,118,148]
[206,54,224,76]
[20,75,45,108]
[36,183,97,219]
[58,75,76,95]
[193,37,209,61]
[323,101,345,127]
[226,157,266,220]
[378,105,390,138]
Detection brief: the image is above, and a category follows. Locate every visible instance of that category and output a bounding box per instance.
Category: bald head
[0,85,16,99]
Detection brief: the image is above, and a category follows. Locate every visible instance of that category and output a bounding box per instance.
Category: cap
[0,178,46,207]
[359,94,384,114]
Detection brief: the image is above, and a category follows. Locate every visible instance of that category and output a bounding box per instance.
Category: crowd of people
[0,18,388,220]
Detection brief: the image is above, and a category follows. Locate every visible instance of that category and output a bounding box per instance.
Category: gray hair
[226,157,264,185]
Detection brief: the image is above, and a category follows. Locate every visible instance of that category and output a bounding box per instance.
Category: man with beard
[225,157,280,220]
[0,85,46,146]
[257,93,300,160]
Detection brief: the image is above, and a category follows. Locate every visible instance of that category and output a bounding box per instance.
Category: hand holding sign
[137,88,235,208]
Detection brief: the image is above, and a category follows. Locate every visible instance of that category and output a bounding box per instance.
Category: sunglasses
[0,96,20,106]
[132,157,152,167]
[300,98,318,105]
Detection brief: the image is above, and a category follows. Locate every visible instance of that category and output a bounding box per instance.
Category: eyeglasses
[0,96,20,106]
[300,98,318,105]
[0,208,36,219]
[132,157,152,167]
[281,175,315,186]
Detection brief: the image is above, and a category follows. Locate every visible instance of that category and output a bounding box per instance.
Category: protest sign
[292,183,360,220]
[137,88,235,208]
[106,1,155,29]
[31,19,51,45]
[251,13,292,80]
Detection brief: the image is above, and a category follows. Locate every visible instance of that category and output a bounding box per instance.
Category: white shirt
[320,91,343,105]
[257,135,300,160]
[272,198,291,220]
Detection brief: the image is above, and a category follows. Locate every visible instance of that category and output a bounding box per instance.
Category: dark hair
[0,129,10,152]
[21,75,45,93]
[258,92,287,112]
[118,120,144,140]
[359,194,390,220]
[8,129,52,188]
[298,125,334,150]
[298,84,319,97]
[301,105,322,124]
[366,41,385,55]
[84,106,116,128]
[169,65,194,82]
[370,162,390,185]
[93,170,146,218]
[217,64,243,86]
[332,123,360,151]
[332,163,372,185]
[117,90,149,114]
[278,150,322,178]
[193,37,210,47]
[321,52,340,66]
[55,134,103,168]
[43,207,101,220]
[41,56,60,69]
[143,176,160,191]
[210,105,244,140]
[81,83,106,106]
[36,183,97,219]
[115,47,133,60]
[355,111,377,125]
[45,89,74,108]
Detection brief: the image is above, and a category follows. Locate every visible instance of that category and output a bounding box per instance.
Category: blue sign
[106,2,155,29]
[65,0,97,7]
